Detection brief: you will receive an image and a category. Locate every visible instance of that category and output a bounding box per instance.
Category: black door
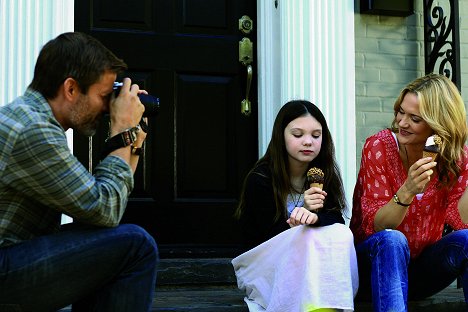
[74,0,258,257]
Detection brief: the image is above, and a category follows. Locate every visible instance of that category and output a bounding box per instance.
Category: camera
[113,82,160,117]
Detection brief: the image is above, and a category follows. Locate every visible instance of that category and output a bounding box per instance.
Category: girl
[232,100,358,311]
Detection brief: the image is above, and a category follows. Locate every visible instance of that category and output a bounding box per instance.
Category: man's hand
[109,78,145,137]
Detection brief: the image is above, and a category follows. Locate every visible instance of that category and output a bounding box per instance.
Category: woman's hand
[374,157,437,231]
[403,157,437,195]
[287,207,318,227]
[303,187,327,213]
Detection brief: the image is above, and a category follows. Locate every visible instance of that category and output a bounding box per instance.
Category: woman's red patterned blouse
[351,129,468,258]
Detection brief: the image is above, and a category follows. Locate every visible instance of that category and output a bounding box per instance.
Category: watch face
[129,129,138,143]
[122,129,137,145]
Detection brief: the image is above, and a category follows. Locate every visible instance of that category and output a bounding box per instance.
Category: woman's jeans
[0,223,158,312]
[356,229,468,312]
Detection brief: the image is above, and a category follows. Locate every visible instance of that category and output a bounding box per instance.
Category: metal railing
[424,0,460,89]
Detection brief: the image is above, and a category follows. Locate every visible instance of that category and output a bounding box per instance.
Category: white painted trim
[257,1,282,155]
[257,0,356,215]
[0,0,74,224]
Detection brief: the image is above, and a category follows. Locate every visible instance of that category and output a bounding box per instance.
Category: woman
[232,100,358,311]
[351,73,468,311]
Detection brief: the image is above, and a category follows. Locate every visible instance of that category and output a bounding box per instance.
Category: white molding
[0,0,74,224]
[257,1,282,155]
[257,0,356,214]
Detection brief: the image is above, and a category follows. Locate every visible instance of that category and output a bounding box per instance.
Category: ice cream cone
[423,134,441,161]
[310,182,323,189]
[422,150,438,161]
[307,167,324,190]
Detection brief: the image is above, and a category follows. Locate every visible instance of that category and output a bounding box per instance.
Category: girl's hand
[287,207,318,227]
[303,187,327,213]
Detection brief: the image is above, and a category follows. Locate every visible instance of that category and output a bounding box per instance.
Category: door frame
[256,0,281,156]
[257,1,356,212]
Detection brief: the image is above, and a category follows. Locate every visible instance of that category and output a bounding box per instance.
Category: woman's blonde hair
[391,73,467,186]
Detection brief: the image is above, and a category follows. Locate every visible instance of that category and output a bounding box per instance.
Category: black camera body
[113,82,160,117]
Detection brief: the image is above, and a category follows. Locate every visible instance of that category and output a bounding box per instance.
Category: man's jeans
[0,223,158,312]
[356,229,468,312]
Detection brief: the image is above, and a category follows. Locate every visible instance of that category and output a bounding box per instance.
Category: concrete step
[152,282,465,312]
[157,258,236,285]
[355,281,465,311]
[155,258,466,311]
[152,258,246,311]
[60,258,466,311]
[153,285,247,312]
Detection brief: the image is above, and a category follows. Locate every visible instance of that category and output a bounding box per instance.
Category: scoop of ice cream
[423,134,441,153]
[307,167,324,184]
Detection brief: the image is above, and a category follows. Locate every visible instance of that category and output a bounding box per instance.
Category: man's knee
[116,224,159,264]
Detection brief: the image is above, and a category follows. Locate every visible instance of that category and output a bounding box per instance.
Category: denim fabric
[0,223,158,312]
[356,229,468,312]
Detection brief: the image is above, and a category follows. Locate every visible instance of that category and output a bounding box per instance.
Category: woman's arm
[457,189,468,223]
[454,151,468,224]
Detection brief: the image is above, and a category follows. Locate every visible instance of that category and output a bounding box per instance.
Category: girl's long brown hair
[235,100,346,221]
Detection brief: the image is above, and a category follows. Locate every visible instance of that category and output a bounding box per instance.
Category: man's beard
[70,95,102,137]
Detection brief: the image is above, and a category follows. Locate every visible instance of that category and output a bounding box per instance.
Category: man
[0,32,158,311]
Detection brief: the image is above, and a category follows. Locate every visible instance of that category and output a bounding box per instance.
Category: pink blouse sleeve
[356,137,396,238]
[446,147,468,230]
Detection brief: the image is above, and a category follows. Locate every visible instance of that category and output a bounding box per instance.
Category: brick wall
[355,0,468,166]
[461,1,468,95]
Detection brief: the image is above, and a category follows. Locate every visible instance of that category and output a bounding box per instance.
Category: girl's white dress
[232,197,358,312]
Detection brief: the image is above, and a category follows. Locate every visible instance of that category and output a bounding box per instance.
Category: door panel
[74,0,257,257]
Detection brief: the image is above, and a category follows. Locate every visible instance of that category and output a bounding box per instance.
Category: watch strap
[101,126,139,159]
[131,145,144,156]
[393,194,412,207]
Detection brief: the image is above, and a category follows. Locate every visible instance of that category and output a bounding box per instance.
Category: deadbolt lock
[239,15,253,34]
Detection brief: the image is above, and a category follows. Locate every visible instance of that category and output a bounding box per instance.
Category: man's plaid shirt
[0,89,134,247]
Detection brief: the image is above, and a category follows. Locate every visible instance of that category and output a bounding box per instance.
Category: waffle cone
[422,151,438,161]
[310,182,323,190]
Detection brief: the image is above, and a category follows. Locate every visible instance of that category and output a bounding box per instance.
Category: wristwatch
[393,193,412,207]
[101,125,140,159]
[131,144,144,156]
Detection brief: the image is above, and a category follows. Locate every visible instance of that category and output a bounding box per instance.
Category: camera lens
[139,94,160,117]
[113,82,160,117]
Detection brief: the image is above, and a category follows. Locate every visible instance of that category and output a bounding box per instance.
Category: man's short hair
[29,32,127,99]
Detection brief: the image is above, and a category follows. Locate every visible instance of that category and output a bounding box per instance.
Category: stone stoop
[58,258,466,311]
[153,285,247,312]
[355,281,465,311]
[153,258,247,311]
[153,258,466,312]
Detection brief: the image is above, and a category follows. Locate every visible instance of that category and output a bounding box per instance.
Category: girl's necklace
[292,185,305,207]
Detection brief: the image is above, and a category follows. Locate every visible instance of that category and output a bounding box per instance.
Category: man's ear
[62,78,80,101]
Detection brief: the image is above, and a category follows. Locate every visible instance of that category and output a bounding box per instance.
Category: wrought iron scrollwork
[423,0,460,89]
